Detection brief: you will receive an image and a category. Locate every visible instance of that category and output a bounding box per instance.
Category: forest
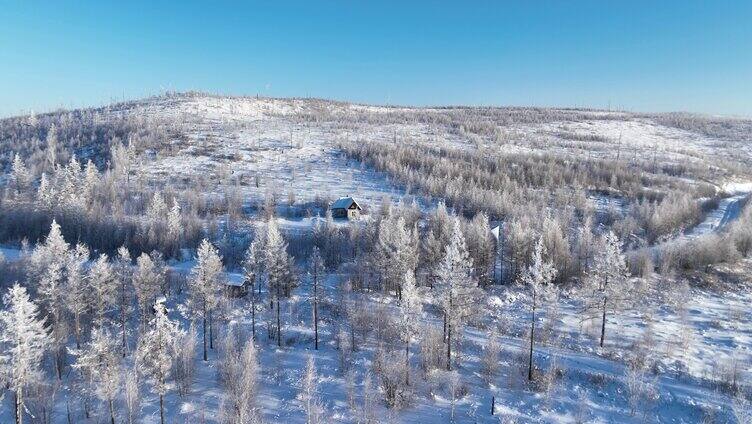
[0,93,751,423]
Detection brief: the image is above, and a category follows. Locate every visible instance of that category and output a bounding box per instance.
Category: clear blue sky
[1,1,751,117]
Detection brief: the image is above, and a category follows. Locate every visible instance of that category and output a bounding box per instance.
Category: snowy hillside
[0,93,751,424]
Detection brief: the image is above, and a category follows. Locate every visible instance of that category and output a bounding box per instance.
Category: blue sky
[1,1,751,117]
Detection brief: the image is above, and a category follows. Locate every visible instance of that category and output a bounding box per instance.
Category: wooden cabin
[330,196,362,220]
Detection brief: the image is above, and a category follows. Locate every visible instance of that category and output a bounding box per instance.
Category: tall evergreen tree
[519,237,557,381]
[186,239,225,361]
[435,218,481,370]
[0,284,51,424]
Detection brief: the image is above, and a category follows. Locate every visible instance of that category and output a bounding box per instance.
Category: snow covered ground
[2,94,751,423]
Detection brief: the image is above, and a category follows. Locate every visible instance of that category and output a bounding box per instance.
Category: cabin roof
[331,196,361,210]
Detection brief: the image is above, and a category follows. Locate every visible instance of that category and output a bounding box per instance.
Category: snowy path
[685,191,749,239]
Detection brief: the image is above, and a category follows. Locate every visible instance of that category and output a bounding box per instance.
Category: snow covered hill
[1,93,751,424]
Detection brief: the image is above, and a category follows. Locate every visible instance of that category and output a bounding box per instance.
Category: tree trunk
[251,293,256,341]
[446,319,452,371]
[209,311,214,350]
[202,315,208,361]
[15,389,21,424]
[443,313,447,341]
[276,297,282,347]
[314,297,319,350]
[75,315,81,349]
[528,292,536,381]
[121,303,127,357]
[159,394,165,424]
[56,348,64,380]
[600,298,607,347]
[405,339,410,386]
[109,399,116,424]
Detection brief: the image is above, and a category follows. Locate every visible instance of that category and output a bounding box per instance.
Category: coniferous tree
[89,254,118,328]
[398,271,422,385]
[300,356,324,424]
[115,246,133,356]
[581,231,631,347]
[133,253,164,330]
[0,284,51,424]
[72,328,122,424]
[519,237,557,381]
[136,303,182,424]
[309,246,325,350]
[242,239,263,340]
[435,218,481,370]
[264,219,296,347]
[186,239,225,361]
[65,243,90,348]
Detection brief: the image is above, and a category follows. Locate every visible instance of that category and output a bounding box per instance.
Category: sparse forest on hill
[0,93,751,423]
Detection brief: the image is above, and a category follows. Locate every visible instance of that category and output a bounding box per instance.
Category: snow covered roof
[330,196,361,210]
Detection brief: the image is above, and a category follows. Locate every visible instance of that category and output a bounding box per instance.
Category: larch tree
[435,218,481,371]
[167,198,183,248]
[136,303,182,424]
[36,173,55,209]
[65,243,90,348]
[82,160,100,197]
[519,236,557,381]
[89,254,118,328]
[133,253,164,330]
[242,239,263,340]
[300,356,324,424]
[309,246,325,350]
[30,220,70,379]
[398,271,422,385]
[264,219,296,347]
[114,246,133,356]
[10,153,31,196]
[186,239,225,361]
[72,328,122,424]
[581,231,630,347]
[0,284,51,424]
[222,338,261,424]
[45,124,58,171]
[376,214,417,298]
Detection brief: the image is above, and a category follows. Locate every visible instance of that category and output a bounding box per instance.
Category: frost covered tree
[309,246,325,350]
[264,219,296,347]
[242,239,263,340]
[186,239,225,361]
[147,191,168,223]
[0,284,50,424]
[167,198,183,244]
[65,243,90,348]
[136,303,182,424]
[519,236,557,381]
[114,246,132,355]
[173,326,197,397]
[81,159,100,204]
[36,173,55,209]
[222,338,261,424]
[581,231,630,347]
[376,214,417,297]
[10,153,31,196]
[123,369,140,424]
[398,271,422,385]
[463,212,495,286]
[45,124,58,171]
[72,328,122,424]
[300,356,324,424]
[133,252,164,329]
[89,254,118,328]
[435,218,481,370]
[30,220,70,378]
